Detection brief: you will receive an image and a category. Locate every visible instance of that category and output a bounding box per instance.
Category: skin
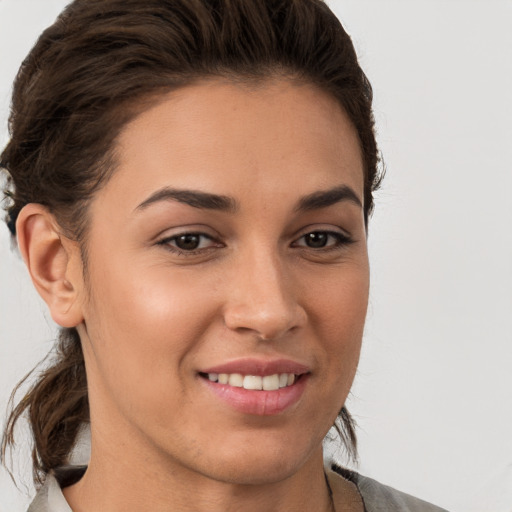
[17,79,368,511]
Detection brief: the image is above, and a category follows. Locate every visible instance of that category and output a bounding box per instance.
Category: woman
[1,1,448,510]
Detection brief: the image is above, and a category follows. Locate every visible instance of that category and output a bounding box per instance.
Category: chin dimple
[203,372,296,391]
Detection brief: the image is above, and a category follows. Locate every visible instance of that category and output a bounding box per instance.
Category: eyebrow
[295,185,363,212]
[135,187,238,213]
[135,184,362,214]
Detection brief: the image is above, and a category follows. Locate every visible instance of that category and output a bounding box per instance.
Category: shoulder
[27,478,67,512]
[27,483,50,512]
[327,464,449,512]
[27,466,85,512]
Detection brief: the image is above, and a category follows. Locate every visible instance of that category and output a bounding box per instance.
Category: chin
[181,433,322,486]
[201,455,304,486]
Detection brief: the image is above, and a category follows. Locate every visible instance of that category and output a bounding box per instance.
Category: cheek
[293,263,368,438]
[81,255,222,398]
[88,254,215,336]
[306,261,369,375]
[309,259,369,331]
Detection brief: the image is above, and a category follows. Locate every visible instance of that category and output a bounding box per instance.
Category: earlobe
[16,204,84,328]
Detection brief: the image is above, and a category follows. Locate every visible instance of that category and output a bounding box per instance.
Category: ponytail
[336,406,358,462]
[1,328,89,485]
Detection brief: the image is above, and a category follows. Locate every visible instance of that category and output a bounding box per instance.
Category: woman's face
[75,79,369,484]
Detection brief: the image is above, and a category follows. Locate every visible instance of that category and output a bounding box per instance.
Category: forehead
[96,79,364,213]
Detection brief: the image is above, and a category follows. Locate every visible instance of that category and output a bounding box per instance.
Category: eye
[293,230,353,250]
[157,232,220,253]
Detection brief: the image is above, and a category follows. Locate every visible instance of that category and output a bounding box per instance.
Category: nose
[223,250,306,340]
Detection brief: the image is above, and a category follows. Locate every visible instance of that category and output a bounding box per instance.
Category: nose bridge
[223,241,304,339]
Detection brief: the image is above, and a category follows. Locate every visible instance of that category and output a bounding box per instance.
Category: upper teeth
[207,373,296,391]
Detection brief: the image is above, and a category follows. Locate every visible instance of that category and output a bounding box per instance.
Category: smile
[201,372,297,391]
[199,362,309,415]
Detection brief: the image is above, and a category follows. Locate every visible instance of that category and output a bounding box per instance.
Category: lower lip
[200,375,309,416]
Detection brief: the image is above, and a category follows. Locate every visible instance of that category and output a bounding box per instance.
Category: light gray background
[1,1,511,511]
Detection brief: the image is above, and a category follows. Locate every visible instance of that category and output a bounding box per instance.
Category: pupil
[176,234,200,250]
[306,232,328,248]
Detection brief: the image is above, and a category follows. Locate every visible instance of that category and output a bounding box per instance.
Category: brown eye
[158,232,220,254]
[293,230,353,250]
[175,234,202,250]
[304,232,329,248]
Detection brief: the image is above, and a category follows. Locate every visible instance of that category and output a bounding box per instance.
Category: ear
[16,204,84,328]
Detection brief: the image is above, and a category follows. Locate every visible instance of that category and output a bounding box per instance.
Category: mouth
[199,372,302,391]
[197,359,310,415]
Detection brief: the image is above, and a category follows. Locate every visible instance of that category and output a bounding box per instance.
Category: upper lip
[200,358,310,377]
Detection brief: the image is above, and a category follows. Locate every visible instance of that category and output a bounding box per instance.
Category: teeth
[206,372,298,390]
[228,373,243,387]
[262,374,280,391]
[243,375,263,390]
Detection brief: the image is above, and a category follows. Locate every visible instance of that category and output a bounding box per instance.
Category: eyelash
[156,230,354,256]
[156,232,222,256]
[292,230,354,252]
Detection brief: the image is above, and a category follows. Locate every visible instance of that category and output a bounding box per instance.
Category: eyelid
[291,227,354,249]
[153,224,354,257]
[156,230,223,255]
[292,224,353,240]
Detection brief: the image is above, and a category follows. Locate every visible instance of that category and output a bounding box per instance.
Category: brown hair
[1,0,382,485]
